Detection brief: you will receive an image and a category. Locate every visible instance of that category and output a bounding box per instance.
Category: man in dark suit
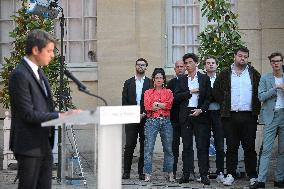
[175,53,211,185]
[122,58,151,180]
[8,29,67,189]
[167,60,185,179]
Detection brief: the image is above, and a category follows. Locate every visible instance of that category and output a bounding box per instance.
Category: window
[166,0,237,68]
[0,0,21,70]
[55,0,97,68]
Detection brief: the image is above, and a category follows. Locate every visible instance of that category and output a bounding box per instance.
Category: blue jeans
[258,109,284,182]
[144,117,174,174]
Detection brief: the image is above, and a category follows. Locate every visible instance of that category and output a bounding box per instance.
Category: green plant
[0,0,73,110]
[198,0,245,71]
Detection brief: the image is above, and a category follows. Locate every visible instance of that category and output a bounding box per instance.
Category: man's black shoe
[122,173,130,179]
[274,181,284,188]
[139,174,145,180]
[178,176,189,184]
[249,181,265,189]
[201,175,210,185]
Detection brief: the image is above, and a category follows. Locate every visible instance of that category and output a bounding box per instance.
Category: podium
[42,105,140,189]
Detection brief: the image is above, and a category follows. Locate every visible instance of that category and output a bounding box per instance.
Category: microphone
[64,70,88,92]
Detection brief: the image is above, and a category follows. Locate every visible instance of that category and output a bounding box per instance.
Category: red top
[144,88,173,118]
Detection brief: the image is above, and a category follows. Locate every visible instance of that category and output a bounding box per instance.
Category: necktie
[37,68,48,96]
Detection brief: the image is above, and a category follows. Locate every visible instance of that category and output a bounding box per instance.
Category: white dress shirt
[187,73,199,108]
[208,74,220,110]
[135,75,145,105]
[275,76,284,109]
[231,64,252,111]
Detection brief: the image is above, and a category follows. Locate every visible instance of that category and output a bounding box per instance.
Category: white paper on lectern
[98,105,140,125]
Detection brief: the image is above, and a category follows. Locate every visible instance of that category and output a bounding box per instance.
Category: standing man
[213,46,261,186]
[204,57,225,182]
[167,60,186,179]
[176,53,211,185]
[250,52,284,189]
[9,29,66,189]
[122,58,151,180]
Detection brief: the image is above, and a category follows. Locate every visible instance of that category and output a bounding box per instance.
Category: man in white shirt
[122,58,151,180]
[204,57,225,182]
[213,47,261,186]
[250,52,284,189]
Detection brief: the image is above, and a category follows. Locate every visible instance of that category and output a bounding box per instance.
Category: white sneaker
[196,177,201,182]
[216,172,225,183]
[223,174,234,186]
[168,172,175,182]
[145,174,151,182]
[249,177,257,186]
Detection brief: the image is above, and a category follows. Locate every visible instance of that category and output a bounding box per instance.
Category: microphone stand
[57,8,65,183]
[78,88,108,106]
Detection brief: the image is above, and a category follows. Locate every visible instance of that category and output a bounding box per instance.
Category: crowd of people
[121,47,284,188]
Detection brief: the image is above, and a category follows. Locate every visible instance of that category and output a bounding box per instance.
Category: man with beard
[122,58,151,180]
[213,47,261,186]
[167,60,185,179]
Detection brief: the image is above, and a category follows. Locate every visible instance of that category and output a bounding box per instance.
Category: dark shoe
[249,181,265,189]
[274,181,284,188]
[139,174,145,180]
[179,175,189,184]
[201,175,210,185]
[122,173,130,179]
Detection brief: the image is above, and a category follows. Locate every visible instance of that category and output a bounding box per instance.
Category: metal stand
[65,125,87,186]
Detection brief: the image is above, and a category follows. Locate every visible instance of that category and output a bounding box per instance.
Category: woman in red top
[143,68,174,182]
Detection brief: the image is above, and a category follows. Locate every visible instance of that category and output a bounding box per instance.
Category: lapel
[22,59,50,98]
[142,77,150,94]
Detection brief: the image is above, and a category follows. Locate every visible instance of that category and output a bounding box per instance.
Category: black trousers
[222,111,258,179]
[15,154,53,189]
[208,110,225,173]
[171,121,181,174]
[181,108,211,176]
[123,119,145,175]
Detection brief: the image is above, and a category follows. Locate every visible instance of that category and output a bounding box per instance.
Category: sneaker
[223,174,234,186]
[168,172,175,182]
[250,178,257,186]
[144,174,151,182]
[196,177,201,182]
[216,172,225,183]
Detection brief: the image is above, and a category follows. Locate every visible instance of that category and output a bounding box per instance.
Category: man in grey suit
[250,52,284,189]
[9,29,67,189]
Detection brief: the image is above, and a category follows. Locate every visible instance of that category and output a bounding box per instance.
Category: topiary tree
[198,0,245,71]
[0,0,73,110]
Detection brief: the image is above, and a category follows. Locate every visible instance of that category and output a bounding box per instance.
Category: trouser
[222,111,258,179]
[123,119,145,175]
[171,121,181,174]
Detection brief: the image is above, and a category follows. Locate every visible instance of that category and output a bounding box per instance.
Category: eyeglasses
[271,60,283,63]
[136,63,147,67]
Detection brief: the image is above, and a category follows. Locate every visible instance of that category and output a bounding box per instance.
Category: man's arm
[258,75,277,102]
[122,79,129,105]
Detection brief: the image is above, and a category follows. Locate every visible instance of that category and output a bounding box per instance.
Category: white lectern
[42,105,140,189]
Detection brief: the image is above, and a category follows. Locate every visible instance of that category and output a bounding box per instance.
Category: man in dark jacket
[167,60,185,179]
[122,58,151,180]
[213,46,261,186]
[9,29,66,189]
[175,53,211,185]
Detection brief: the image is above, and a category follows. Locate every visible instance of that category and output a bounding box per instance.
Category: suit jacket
[175,72,211,124]
[167,77,180,123]
[122,76,151,114]
[213,65,261,117]
[258,73,284,125]
[9,59,58,157]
